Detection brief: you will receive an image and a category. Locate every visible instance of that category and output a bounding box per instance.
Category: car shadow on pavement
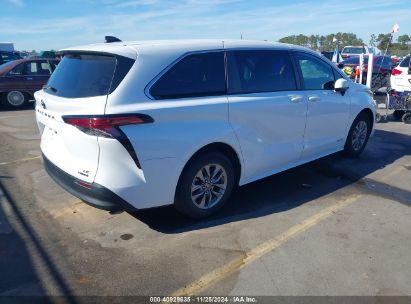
[0,103,35,112]
[131,128,411,233]
[0,180,47,297]
[0,180,75,302]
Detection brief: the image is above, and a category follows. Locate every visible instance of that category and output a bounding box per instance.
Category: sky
[1,0,410,51]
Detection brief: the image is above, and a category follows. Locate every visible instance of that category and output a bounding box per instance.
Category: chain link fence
[388,50,411,57]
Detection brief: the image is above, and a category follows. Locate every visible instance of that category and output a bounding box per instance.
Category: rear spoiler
[105,36,122,43]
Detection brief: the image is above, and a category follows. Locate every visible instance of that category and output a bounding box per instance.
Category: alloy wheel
[190,163,228,209]
[7,91,25,107]
[352,120,368,151]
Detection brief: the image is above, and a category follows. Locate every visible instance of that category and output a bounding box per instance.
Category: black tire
[2,91,28,109]
[393,110,405,121]
[402,113,411,124]
[343,113,372,158]
[175,152,235,218]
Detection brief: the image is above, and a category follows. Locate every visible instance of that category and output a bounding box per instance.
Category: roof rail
[105,36,122,43]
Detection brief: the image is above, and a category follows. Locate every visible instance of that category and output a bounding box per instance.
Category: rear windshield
[400,56,410,68]
[342,47,365,54]
[45,53,134,98]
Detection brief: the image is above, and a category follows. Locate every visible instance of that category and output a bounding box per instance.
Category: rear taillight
[62,114,153,169]
[63,114,153,138]
[391,68,402,76]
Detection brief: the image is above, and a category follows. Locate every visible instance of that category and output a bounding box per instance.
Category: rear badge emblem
[41,100,47,109]
[78,170,90,177]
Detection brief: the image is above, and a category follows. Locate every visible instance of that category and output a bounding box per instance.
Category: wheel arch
[176,142,242,191]
[357,107,374,130]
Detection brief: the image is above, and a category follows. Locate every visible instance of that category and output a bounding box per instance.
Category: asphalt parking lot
[0,107,411,299]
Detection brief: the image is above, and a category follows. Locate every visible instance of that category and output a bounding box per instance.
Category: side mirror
[334,78,349,96]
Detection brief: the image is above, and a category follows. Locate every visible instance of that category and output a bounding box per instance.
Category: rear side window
[45,54,134,98]
[400,56,410,68]
[9,63,25,75]
[150,52,225,100]
[294,53,335,90]
[227,50,297,94]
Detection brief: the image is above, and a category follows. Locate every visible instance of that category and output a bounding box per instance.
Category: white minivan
[35,39,376,218]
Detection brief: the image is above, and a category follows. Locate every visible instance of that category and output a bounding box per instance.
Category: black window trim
[290,50,348,91]
[225,49,300,96]
[144,47,349,100]
[145,49,227,100]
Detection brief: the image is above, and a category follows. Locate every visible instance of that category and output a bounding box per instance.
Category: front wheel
[343,113,372,158]
[175,152,235,218]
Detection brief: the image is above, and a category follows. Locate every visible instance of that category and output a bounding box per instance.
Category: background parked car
[0,58,59,108]
[0,50,22,65]
[390,56,411,92]
[341,45,369,59]
[340,55,395,75]
[341,45,382,59]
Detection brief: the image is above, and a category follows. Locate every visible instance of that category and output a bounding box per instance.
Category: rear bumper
[43,154,136,212]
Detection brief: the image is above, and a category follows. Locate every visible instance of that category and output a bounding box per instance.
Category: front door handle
[289,95,303,103]
[308,96,320,102]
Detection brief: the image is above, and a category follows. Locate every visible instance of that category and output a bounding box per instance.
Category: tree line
[278,32,411,52]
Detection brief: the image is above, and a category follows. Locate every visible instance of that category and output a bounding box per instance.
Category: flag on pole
[392,23,400,33]
[332,45,343,63]
[332,37,338,43]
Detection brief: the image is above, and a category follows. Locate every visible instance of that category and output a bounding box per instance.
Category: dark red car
[0,58,59,108]
[340,55,396,75]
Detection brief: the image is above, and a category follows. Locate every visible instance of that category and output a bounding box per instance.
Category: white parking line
[169,194,362,297]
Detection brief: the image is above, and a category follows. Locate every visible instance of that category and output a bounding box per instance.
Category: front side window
[294,53,335,90]
[150,52,225,100]
[227,50,297,94]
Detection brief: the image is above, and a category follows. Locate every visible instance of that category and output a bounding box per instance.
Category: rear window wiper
[43,85,57,93]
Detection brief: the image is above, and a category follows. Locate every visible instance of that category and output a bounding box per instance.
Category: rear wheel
[402,113,411,124]
[344,113,372,158]
[393,110,405,121]
[3,91,28,109]
[175,152,235,218]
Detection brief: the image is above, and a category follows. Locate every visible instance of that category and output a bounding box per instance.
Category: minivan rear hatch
[35,51,135,183]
